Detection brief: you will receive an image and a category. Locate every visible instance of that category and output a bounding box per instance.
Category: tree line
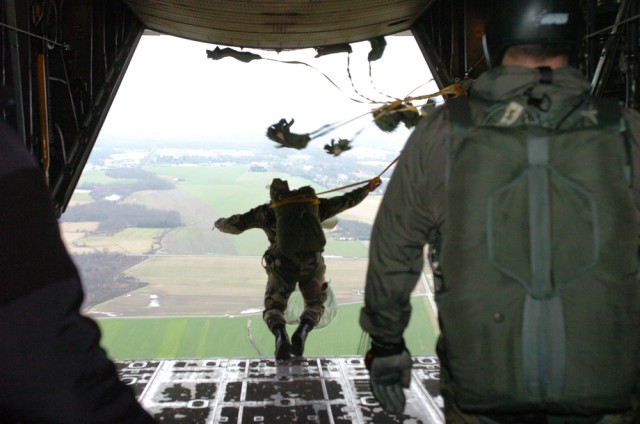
[72,252,148,310]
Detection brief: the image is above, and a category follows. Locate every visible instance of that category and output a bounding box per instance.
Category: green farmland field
[97,297,437,359]
[145,165,324,217]
[78,169,138,185]
[73,227,167,254]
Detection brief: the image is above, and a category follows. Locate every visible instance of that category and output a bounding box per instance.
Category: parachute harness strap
[269,195,321,209]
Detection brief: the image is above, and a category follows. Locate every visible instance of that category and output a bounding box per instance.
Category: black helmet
[269,178,290,201]
[483,0,584,67]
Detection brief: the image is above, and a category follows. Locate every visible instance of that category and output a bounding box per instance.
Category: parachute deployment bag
[437,97,640,415]
[285,284,337,329]
[273,186,326,255]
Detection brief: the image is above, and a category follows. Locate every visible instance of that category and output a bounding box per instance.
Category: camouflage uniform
[216,184,370,331]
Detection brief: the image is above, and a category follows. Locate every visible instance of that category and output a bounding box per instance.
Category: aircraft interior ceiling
[0,0,638,217]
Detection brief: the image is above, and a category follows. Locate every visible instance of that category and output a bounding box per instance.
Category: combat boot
[272,325,291,360]
[291,319,314,356]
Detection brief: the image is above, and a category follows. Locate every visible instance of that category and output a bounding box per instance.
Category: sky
[97,33,438,155]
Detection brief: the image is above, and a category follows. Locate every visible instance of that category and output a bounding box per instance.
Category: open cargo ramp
[116,355,443,423]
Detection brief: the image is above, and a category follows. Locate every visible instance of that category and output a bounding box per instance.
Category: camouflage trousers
[262,251,328,331]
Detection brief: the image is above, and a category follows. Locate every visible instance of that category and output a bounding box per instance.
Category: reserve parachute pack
[271,185,326,255]
[437,95,640,415]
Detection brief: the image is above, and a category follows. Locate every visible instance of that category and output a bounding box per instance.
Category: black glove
[365,338,412,413]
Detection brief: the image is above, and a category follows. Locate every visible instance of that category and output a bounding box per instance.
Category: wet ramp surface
[116,355,444,423]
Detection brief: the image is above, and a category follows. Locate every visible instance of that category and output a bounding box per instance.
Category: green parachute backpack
[270,184,326,255]
[437,96,640,415]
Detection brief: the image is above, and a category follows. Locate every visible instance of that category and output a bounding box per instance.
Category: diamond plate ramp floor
[116,355,444,423]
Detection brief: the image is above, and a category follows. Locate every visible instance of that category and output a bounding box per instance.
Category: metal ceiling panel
[122,0,433,49]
